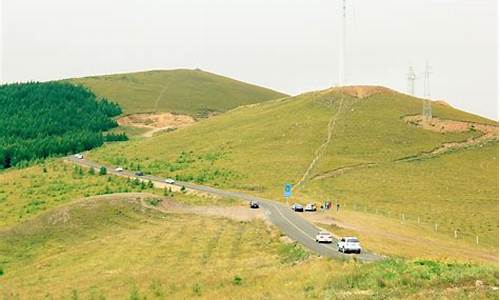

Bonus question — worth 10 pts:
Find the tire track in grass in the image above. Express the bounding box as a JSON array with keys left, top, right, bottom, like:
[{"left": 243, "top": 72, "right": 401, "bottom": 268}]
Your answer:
[
  {"left": 230, "top": 222, "right": 247, "bottom": 258},
  {"left": 200, "top": 221, "right": 226, "bottom": 265}
]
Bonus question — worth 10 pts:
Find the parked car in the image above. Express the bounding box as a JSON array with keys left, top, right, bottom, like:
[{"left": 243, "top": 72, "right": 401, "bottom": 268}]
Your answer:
[
  {"left": 164, "top": 178, "right": 175, "bottom": 184},
  {"left": 135, "top": 171, "right": 144, "bottom": 176},
  {"left": 338, "top": 237, "right": 362, "bottom": 254},
  {"left": 305, "top": 203, "right": 317, "bottom": 212},
  {"left": 249, "top": 201, "right": 260, "bottom": 209},
  {"left": 291, "top": 203, "right": 304, "bottom": 212},
  {"left": 74, "top": 153, "right": 83, "bottom": 159},
  {"left": 315, "top": 231, "right": 333, "bottom": 243},
  {"left": 115, "top": 167, "right": 124, "bottom": 172}
]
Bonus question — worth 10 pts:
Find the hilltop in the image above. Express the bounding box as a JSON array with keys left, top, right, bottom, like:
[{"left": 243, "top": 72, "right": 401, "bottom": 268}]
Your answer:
[
  {"left": 66, "top": 69, "right": 288, "bottom": 117},
  {"left": 88, "top": 86, "right": 498, "bottom": 253}
]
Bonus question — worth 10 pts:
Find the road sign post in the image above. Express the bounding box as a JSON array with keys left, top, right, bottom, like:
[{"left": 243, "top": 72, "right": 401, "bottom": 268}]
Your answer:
[{"left": 284, "top": 183, "right": 292, "bottom": 206}]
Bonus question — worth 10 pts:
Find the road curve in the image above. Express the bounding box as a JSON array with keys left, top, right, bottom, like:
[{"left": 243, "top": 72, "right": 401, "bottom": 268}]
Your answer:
[{"left": 67, "top": 156, "right": 383, "bottom": 262}]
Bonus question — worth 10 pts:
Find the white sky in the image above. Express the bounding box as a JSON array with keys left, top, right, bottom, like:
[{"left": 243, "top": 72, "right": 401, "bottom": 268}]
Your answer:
[{"left": 1, "top": 0, "right": 498, "bottom": 119}]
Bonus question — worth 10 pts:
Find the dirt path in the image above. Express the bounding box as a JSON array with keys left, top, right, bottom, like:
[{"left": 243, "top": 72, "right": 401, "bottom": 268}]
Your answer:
[
  {"left": 398, "top": 115, "right": 498, "bottom": 162},
  {"left": 294, "top": 97, "right": 345, "bottom": 190},
  {"left": 312, "top": 163, "right": 376, "bottom": 180},
  {"left": 311, "top": 115, "right": 498, "bottom": 180}
]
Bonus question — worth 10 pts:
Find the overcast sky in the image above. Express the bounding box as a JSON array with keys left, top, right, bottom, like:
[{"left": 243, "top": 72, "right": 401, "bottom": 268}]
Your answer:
[{"left": 1, "top": 0, "right": 498, "bottom": 119}]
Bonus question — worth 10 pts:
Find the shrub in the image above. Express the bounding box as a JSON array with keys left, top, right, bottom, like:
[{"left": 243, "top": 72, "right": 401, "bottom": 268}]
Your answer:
[
  {"left": 278, "top": 242, "right": 309, "bottom": 264},
  {"left": 232, "top": 275, "right": 243, "bottom": 286},
  {"left": 99, "top": 166, "right": 107, "bottom": 176}
]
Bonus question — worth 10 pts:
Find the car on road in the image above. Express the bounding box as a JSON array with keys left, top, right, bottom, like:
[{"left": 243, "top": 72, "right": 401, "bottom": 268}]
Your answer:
[
  {"left": 115, "top": 167, "right": 124, "bottom": 172},
  {"left": 74, "top": 154, "right": 83, "bottom": 159},
  {"left": 249, "top": 201, "right": 260, "bottom": 209},
  {"left": 305, "top": 203, "right": 317, "bottom": 212},
  {"left": 315, "top": 231, "right": 333, "bottom": 243},
  {"left": 291, "top": 203, "right": 304, "bottom": 212},
  {"left": 164, "top": 178, "right": 175, "bottom": 184},
  {"left": 134, "top": 171, "right": 144, "bottom": 176},
  {"left": 338, "top": 237, "right": 362, "bottom": 254}
]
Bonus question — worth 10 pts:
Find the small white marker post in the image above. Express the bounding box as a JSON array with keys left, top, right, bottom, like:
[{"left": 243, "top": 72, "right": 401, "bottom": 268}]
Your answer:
[
  {"left": 476, "top": 236, "right": 479, "bottom": 245},
  {"left": 435, "top": 223, "right": 438, "bottom": 232},
  {"left": 454, "top": 230, "right": 458, "bottom": 239}
]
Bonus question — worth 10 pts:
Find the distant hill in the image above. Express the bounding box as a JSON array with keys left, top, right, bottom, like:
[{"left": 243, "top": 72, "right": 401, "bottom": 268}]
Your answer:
[
  {"left": 88, "top": 86, "right": 498, "bottom": 247},
  {"left": 66, "top": 69, "right": 288, "bottom": 117}
]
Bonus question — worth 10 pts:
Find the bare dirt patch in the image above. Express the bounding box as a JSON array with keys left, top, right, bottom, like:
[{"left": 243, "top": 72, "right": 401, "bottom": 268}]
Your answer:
[
  {"left": 117, "top": 112, "right": 196, "bottom": 137},
  {"left": 323, "top": 85, "right": 397, "bottom": 99},
  {"left": 401, "top": 115, "right": 498, "bottom": 160}
]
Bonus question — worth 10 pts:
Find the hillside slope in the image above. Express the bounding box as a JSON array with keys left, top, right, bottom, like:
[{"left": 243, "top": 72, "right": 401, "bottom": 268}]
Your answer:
[
  {"left": 67, "top": 69, "right": 288, "bottom": 116},
  {"left": 88, "top": 86, "right": 499, "bottom": 247},
  {"left": 1, "top": 193, "right": 497, "bottom": 299}
]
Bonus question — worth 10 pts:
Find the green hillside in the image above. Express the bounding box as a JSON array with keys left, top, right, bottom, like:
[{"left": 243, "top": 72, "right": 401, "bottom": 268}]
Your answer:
[
  {"left": 1, "top": 194, "right": 497, "bottom": 299},
  {"left": 88, "top": 86, "right": 499, "bottom": 248},
  {"left": 67, "top": 69, "right": 288, "bottom": 116}
]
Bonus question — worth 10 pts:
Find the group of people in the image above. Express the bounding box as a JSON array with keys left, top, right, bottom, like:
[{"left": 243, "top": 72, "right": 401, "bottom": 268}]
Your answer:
[{"left": 320, "top": 201, "right": 341, "bottom": 211}]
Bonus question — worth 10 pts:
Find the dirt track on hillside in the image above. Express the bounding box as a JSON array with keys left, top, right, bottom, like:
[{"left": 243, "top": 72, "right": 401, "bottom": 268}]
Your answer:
[{"left": 312, "top": 115, "right": 498, "bottom": 180}]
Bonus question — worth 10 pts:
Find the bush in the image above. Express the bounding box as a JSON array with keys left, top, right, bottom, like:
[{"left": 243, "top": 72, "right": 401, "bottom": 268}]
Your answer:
[
  {"left": 232, "top": 275, "right": 243, "bottom": 286},
  {"left": 104, "top": 133, "right": 129, "bottom": 142},
  {"left": 99, "top": 166, "right": 107, "bottom": 176},
  {"left": 278, "top": 242, "right": 309, "bottom": 264}
]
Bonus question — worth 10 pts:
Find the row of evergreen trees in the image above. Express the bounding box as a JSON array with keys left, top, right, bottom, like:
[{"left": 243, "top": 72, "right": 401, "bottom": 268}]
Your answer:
[{"left": 0, "top": 82, "right": 123, "bottom": 168}]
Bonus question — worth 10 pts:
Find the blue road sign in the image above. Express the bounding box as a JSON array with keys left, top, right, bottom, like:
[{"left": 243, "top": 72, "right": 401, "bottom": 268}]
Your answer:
[{"left": 284, "top": 183, "right": 292, "bottom": 198}]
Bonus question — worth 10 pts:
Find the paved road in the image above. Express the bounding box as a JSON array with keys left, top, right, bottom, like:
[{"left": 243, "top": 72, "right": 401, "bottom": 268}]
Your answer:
[{"left": 67, "top": 156, "right": 383, "bottom": 262}]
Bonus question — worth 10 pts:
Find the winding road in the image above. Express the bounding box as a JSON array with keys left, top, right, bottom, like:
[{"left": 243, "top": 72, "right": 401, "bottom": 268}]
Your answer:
[{"left": 67, "top": 156, "right": 383, "bottom": 262}]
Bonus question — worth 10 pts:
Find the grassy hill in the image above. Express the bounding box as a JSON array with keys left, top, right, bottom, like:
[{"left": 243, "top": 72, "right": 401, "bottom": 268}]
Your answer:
[
  {"left": 66, "top": 69, "right": 288, "bottom": 117},
  {"left": 87, "top": 86, "right": 499, "bottom": 251},
  {"left": 1, "top": 193, "right": 497, "bottom": 299}
]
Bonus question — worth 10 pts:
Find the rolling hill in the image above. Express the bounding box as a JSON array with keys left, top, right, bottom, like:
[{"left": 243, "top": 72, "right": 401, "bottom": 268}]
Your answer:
[
  {"left": 66, "top": 69, "right": 288, "bottom": 117},
  {"left": 87, "top": 86, "right": 499, "bottom": 250},
  {"left": 1, "top": 193, "right": 497, "bottom": 299}
]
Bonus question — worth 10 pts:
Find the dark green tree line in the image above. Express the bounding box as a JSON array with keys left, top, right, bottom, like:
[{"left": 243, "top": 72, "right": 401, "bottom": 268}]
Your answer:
[{"left": 0, "top": 82, "right": 123, "bottom": 168}]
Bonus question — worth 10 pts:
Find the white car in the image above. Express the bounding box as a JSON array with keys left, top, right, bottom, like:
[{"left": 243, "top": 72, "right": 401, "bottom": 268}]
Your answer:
[
  {"left": 74, "top": 154, "right": 83, "bottom": 159},
  {"left": 164, "top": 178, "right": 175, "bottom": 184},
  {"left": 115, "top": 167, "right": 124, "bottom": 172},
  {"left": 338, "top": 237, "right": 362, "bottom": 254},
  {"left": 305, "top": 203, "right": 317, "bottom": 212},
  {"left": 315, "top": 231, "right": 333, "bottom": 243}
]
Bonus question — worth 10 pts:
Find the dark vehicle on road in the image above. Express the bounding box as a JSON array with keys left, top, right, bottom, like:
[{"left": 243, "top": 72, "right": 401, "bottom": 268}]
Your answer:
[
  {"left": 291, "top": 203, "right": 304, "bottom": 212},
  {"left": 135, "top": 171, "right": 144, "bottom": 176},
  {"left": 249, "top": 201, "right": 260, "bottom": 209}
]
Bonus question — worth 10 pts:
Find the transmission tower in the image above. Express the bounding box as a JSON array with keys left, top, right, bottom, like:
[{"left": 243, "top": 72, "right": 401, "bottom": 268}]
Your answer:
[
  {"left": 406, "top": 66, "right": 417, "bottom": 96},
  {"left": 422, "top": 61, "right": 432, "bottom": 123},
  {"left": 338, "top": 0, "right": 346, "bottom": 86}
]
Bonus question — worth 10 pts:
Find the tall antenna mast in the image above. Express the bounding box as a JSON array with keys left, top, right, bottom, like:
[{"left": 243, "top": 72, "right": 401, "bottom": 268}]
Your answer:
[
  {"left": 338, "top": 0, "right": 346, "bottom": 86},
  {"left": 406, "top": 66, "right": 416, "bottom": 96},
  {"left": 422, "top": 61, "right": 432, "bottom": 123}
]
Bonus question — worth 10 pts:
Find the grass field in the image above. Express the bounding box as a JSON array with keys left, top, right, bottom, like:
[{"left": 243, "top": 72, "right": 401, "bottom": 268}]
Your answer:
[
  {"left": 0, "top": 159, "right": 234, "bottom": 229},
  {"left": 87, "top": 87, "right": 498, "bottom": 255},
  {"left": 1, "top": 194, "right": 497, "bottom": 299},
  {"left": 66, "top": 69, "right": 288, "bottom": 116}
]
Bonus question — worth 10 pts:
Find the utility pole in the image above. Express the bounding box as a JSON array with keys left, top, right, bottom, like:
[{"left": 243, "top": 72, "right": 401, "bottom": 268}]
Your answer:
[
  {"left": 422, "top": 61, "right": 432, "bottom": 123},
  {"left": 406, "top": 66, "right": 417, "bottom": 96},
  {"left": 338, "top": 0, "right": 346, "bottom": 86}
]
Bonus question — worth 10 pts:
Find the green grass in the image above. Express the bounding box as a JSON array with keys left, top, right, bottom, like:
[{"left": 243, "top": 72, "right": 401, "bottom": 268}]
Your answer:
[
  {"left": 0, "top": 195, "right": 497, "bottom": 299},
  {"left": 0, "top": 159, "right": 233, "bottom": 228},
  {"left": 66, "top": 69, "right": 288, "bottom": 116},
  {"left": 87, "top": 87, "right": 498, "bottom": 253}
]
